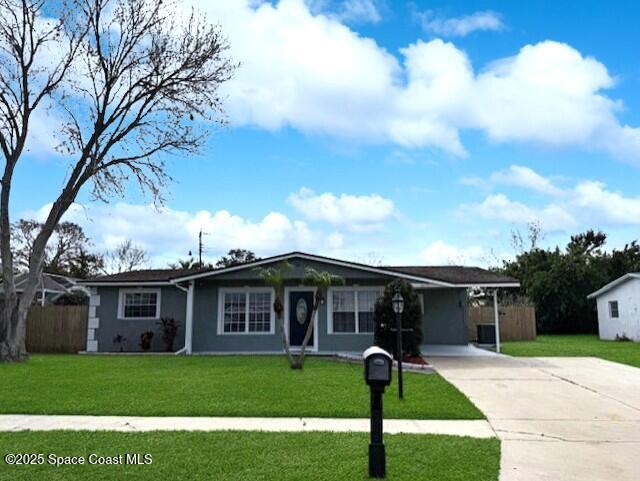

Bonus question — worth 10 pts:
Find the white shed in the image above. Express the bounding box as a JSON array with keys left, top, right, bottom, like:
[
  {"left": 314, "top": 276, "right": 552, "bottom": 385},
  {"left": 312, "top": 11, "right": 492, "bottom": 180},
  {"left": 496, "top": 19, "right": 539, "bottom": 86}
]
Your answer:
[{"left": 587, "top": 273, "right": 640, "bottom": 342}]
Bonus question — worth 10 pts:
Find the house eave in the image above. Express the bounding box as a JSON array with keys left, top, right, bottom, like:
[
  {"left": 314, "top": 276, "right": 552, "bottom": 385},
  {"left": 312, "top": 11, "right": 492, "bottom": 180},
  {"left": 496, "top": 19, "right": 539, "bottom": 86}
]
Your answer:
[{"left": 169, "top": 252, "right": 457, "bottom": 287}]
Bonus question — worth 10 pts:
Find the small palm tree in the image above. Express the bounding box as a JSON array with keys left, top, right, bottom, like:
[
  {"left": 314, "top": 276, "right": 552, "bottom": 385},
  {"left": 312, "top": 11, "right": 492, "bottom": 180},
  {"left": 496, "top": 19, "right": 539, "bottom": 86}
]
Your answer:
[
  {"left": 294, "top": 267, "right": 345, "bottom": 367},
  {"left": 255, "top": 261, "right": 296, "bottom": 367}
]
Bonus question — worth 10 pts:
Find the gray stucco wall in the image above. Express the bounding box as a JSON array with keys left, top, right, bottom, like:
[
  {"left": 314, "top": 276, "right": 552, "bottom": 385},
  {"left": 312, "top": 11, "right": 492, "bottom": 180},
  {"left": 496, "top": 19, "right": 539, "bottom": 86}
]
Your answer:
[
  {"left": 93, "top": 286, "right": 186, "bottom": 352},
  {"left": 419, "top": 288, "right": 469, "bottom": 345},
  {"left": 92, "top": 258, "right": 469, "bottom": 353}
]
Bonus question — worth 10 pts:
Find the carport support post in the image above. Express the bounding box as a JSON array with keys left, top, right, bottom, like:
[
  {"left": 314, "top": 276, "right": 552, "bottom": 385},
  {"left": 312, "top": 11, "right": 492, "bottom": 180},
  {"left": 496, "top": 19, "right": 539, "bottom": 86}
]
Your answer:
[
  {"left": 493, "top": 289, "right": 501, "bottom": 353},
  {"left": 185, "top": 281, "right": 195, "bottom": 354}
]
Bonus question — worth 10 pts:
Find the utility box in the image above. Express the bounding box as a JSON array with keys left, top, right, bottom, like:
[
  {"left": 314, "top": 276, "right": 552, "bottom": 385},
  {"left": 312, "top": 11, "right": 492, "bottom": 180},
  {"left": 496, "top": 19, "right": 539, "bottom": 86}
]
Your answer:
[
  {"left": 477, "top": 324, "right": 496, "bottom": 345},
  {"left": 364, "top": 346, "right": 392, "bottom": 388}
]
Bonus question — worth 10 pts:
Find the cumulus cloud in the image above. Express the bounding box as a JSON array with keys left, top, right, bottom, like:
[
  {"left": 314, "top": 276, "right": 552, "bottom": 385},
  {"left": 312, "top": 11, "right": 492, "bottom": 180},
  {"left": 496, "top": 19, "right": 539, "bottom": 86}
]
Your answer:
[
  {"left": 288, "top": 187, "right": 395, "bottom": 231},
  {"left": 459, "top": 165, "right": 640, "bottom": 231},
  {"left": 420, "top": 240, "right": 486, "bottom": 265},
  {"left": 187, "top": 1, "right": 640, "bottom": 162},
  {"left": 26, "top": 202, "right": 340, "bottom": 266},
  {"left": 416, "top": 10, "right": 504, "bottom": 37},
  {"left": 490, "top": 165, "right": 564, "bottom": 196},
  {"left": 465, "top": 194, "right": 576, "bottom": 232}
]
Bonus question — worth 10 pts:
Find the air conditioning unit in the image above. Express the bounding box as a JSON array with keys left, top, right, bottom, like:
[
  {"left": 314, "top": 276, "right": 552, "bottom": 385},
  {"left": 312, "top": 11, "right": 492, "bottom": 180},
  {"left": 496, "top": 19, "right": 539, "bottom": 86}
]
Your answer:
[{"left": 477, "top": 324, "right": 496, "bottom": 345}]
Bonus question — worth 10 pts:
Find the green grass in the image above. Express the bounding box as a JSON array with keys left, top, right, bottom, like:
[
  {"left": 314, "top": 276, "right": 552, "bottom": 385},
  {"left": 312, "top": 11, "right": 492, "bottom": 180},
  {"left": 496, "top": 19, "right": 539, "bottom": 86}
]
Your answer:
[
  {"left": 0, "top": 430, "right": 500, "bottom": 481},
  {"left": 502, "top": 334, "right": 640, "bottom": 368},
  {"left": 0, "top": 355, "right": 483, "bottom": 419}
]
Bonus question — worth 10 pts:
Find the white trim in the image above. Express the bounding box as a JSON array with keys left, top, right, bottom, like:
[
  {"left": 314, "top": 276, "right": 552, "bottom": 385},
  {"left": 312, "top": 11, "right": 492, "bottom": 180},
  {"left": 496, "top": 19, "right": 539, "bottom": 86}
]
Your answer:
[
  {"left": 327, "top": 286, "right": 384, "bottom": 335},
  {"left": 185, "top": 281, "right": 195, "bottom": 354},
  {"left": 493, "top": 289, "right": 501, "bottom": 354},
  {"left": 411, "top": 282, "right": 520, "bottom": 289},
  {"left": 117, "top": 288, "right": 162, "bottom": 320},
  {"left": 587, "top": 273, "right": 640, "bottom": 299},
  {"left": 217, "top": 287, "right": 276, "bottom": 335},
  {"left": 284, "top": 286, "right": 318, "bottom": 352},
  {"left": 170, "top": 252, "right": 455, "bottom": 286},
  {"left": 82, "top": 281, "right": 172, "bottom": 287}
]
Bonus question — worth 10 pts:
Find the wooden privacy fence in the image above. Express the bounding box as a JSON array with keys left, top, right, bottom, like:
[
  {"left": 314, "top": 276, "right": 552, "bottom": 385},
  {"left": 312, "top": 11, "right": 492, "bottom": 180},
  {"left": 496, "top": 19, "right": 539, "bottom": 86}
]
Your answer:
[
  {"left": 468, "top": 305, "right": 536, "bottom": 342},
  {"left": 26, "top": 305, "right": 88, "bottom": 353}
]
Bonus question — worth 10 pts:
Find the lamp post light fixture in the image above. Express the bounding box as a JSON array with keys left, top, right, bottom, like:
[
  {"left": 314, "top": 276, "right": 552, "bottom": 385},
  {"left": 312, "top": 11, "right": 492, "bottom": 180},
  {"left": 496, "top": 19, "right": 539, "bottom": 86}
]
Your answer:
[{"left": 392, "top": 286, "right": 405, "bottom": 400}]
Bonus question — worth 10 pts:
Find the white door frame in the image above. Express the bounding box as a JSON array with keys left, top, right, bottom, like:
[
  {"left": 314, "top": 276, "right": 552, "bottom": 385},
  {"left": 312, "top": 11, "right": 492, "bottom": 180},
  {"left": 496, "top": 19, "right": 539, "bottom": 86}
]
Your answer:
[{"left": 284, "top": 286, "right": 318, "bottom": 352}]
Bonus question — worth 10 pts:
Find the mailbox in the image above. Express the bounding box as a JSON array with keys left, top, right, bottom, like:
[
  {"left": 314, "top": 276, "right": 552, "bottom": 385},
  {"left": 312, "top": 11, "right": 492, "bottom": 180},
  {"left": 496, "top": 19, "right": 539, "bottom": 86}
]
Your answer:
[
  {"left": 363, "top": 346, "right": 392, "bottom": 478},
  {"left": 364, "top": 346, "right": 392, "bottom": 388}
]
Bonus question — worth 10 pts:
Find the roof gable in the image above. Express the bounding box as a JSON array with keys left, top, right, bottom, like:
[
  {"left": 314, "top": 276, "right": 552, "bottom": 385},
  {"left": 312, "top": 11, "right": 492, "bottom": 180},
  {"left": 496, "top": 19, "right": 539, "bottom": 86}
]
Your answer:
[{"left": 587, "top": 273, "right": 640, "bottom": 299}]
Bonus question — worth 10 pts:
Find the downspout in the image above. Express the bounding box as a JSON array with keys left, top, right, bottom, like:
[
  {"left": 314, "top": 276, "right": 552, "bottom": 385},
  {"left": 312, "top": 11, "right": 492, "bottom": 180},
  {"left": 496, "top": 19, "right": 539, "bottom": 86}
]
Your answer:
[
  {"left": 174, "top": 283, "right": 189, "bottom": 355},
  {"left": 173, "top": 281, "right": 195, "bottom": 355}
]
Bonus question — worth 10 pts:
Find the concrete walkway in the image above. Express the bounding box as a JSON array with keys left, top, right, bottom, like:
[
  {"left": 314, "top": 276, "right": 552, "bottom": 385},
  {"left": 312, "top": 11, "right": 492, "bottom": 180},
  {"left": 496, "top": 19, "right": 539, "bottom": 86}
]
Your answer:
[
  {"left": 0, "top": 414, "right": 495, "bottom": 438},
  {"left": 430, "top": 356, "right": 640, "bottom": 481}
]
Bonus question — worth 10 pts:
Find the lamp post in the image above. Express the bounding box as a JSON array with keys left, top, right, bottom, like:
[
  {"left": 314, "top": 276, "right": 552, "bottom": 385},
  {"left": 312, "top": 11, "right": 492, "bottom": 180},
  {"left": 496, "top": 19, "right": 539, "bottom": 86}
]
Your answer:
[{"left": 392, "top": 286, "right": 405, "bottom": 400}]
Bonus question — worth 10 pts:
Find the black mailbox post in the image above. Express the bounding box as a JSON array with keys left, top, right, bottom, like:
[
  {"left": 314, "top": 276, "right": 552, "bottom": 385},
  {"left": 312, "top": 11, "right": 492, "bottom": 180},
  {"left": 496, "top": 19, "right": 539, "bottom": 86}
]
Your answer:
[{"left": 363, "top": 346, "right": 393, "bottom": 478}]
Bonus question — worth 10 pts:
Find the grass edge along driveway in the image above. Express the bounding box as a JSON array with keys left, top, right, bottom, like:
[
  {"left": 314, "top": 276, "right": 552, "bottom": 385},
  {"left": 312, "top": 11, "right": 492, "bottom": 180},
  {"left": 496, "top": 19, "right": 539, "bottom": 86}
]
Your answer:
[
  {"left": 0, "top": 430, "right": 500, "bottom": 481},
  {"left": 502, "top": 334, "right": 640, "bottom": 368},
  {"left": 0, "top": 355, "right": 484, "bottom": 420}
]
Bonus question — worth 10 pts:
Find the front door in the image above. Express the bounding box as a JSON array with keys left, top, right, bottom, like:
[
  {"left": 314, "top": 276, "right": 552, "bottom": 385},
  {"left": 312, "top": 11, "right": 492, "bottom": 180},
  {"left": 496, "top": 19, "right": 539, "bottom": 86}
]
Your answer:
[{"left": 289, "top": 290, "right": 314, "bottom": 348}]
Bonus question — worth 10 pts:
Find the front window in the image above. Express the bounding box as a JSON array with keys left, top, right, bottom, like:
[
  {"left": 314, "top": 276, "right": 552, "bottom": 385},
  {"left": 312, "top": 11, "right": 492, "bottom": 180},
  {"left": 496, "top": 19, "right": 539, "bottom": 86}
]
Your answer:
[
  {"left": 120, "top": 290, "right": 160, "bottom": 319},
  {"left": 331, "top": 288, "right": 382, "bottom": 334},
  {"left": 609, "top": 300, "right": 619, "bottom": 319},
  {"left": 222, "top": 289, "right": 272, "bottom": 334}
]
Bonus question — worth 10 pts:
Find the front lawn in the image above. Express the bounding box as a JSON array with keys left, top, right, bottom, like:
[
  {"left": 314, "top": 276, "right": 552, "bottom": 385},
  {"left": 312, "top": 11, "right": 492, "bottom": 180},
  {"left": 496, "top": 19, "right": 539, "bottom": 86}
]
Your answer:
[
  {"left": 0, "top": 355, "right": 483, "bottom": 419},
  {"left": 502, "top": 334, "right": 640, "bottom": 368},
  {"left": 0, "top": 430, "right": 500, "bottom": 481}
]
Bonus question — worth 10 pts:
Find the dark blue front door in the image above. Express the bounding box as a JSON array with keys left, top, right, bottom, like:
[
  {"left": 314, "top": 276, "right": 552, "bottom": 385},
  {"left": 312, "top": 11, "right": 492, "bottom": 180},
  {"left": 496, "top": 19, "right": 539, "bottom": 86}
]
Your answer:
[{"left": 289, "top": 291, "right": 314, "bottom": 347}]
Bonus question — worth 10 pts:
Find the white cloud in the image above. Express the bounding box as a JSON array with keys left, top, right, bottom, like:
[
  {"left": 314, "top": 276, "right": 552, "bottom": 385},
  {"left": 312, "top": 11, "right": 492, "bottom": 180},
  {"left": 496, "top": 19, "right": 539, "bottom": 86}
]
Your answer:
[
  {"left": 490, "top": 165, "right": 563, "bottom": 196},
  {"left": 26, "top": 202, "right": 341, "bottom": 266},
  {"left": 190, "top": 0, "right": 640, "bottom": 162},
  {"left": 463, "top": 194, "right": 576, "bottom": 232},
  {"left": 459, "top": 165, "right": 640, "bottom": 231},
  {"left": 417, "top": 10, "right": 504, "bottom": 37},
  {"left": 335, "top": 0, "right": 382, "bottom": 24},
  {"left": 572, "top": 181, "right": 640, "bottom": 225},
  {"left": 420, "top": 240, "right": 486, "bottom": 265},
  {"left": 288, "top": 187, "right": 394, "bottom": 231}
]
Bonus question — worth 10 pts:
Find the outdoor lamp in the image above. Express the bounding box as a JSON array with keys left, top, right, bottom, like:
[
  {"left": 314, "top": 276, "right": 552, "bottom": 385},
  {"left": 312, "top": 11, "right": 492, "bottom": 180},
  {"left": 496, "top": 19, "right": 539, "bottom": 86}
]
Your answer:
[
  {"left": 392, "top": 287, "right": 404, "bottom": 400},
  {"left": 392, "top": 290, "right": 404, "bottom": 314}
]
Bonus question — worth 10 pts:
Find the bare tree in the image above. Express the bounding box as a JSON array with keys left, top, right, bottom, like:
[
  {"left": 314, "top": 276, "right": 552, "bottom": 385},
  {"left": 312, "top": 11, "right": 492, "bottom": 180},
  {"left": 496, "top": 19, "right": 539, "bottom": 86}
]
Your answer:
[
  {"left": 11, "top": 219, "right": 103, "bottom": 275},
  {"left": 0, "top": 0, "right": 235, "bottom": 361},
  {"left": 103, "top": 239, "right": 148, "bottom": 273}
]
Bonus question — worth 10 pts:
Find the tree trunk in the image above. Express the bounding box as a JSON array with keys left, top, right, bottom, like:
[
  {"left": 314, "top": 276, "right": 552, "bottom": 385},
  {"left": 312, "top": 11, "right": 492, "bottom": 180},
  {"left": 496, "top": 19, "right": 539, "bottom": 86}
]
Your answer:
[
  {"left": 291, "top": 292, "right": 323, "bottom": 370},
  {"left": 0, "top": 301, "right": 29, "bottom": 362}
]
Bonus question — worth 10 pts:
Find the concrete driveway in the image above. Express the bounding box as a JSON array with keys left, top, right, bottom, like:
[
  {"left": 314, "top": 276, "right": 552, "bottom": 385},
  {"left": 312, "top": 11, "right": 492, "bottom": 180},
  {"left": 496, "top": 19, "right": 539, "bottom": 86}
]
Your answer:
[{"left": 430, "top": 356, "right": 640, "bottom": 481}]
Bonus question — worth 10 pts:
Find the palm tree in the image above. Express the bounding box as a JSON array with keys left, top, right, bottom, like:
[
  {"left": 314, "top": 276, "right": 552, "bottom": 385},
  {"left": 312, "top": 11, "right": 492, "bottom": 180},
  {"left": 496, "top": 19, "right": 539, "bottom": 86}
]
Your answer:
[
  {"left": 296, "top": 268, "right": 345, "bottom": 366},
  {"left": 254, "top": 263, "right": 344, "bottom": 369},
  {"left": 255, "top": 261, "right": 296, "bottom": 367}
]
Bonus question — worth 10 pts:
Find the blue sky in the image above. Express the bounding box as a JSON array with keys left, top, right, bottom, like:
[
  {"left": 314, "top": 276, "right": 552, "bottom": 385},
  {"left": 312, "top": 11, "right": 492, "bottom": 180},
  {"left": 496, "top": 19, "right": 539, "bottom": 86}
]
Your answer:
[{"left": 17, "top": 0, "right": 640, "bottom": 267}]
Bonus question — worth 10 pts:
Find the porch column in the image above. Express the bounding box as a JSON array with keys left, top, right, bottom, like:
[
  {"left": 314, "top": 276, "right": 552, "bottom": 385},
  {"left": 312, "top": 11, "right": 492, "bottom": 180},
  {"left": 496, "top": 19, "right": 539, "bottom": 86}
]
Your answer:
[
  {"left": 493, "top": 289, "right": 501, "bottom": 353},
  {"left": 185, "top": 280, "right": 195, "bottom": 354}
]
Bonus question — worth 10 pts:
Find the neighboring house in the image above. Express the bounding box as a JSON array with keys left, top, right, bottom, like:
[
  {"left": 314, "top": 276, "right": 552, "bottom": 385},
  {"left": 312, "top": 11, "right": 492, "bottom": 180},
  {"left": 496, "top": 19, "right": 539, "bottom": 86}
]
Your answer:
[
  {"left": 80, "top": 251, "right": 519, "bottom": 354},
  {"left": 588, "top": 273, "right": 640, "bottom": 342},
  {"left": 0, "top": 272, "right": 89, "bottom": 306}
]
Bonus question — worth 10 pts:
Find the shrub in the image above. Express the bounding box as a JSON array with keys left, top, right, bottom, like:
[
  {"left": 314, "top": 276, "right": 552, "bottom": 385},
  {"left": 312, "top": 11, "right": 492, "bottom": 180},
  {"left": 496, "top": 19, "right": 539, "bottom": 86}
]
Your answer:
[
  {"left": 139, "top": 331, "right": 154, "bottom": 351},
  {"left": 157, "top": 317, "right": 180, "bottom": 352},
  {"left": 112, "top": 334, "right": 127, "bottom": 352},
  {"left": 374, "top": 279, "right": 423, "bottom": 357}
]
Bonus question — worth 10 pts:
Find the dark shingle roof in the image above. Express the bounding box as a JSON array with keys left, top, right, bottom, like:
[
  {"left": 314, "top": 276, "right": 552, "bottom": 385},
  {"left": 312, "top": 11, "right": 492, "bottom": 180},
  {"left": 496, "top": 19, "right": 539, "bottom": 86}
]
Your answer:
[
  {"left": 386, "top": 266, "right": 518, "bottom": 285},
  {"left": 81, "top": 252, "right": 519, "bottom": 286},
  {"left": 82, "top": 268, "right": 199, "bottom": 283}
]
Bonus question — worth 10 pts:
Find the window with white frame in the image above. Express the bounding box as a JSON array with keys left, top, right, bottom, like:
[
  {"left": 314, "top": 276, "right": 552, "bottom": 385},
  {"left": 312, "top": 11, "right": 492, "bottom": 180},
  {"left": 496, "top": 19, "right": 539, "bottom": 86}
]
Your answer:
[
  {"left": 330, "top": 288, "right": 382, "bottom": 334},
  {"left": 119, "top": 289, "right": 160, "bottom": 319},
  {"left": 221, "top": 289, "right": 273, "bottom": 334}
]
